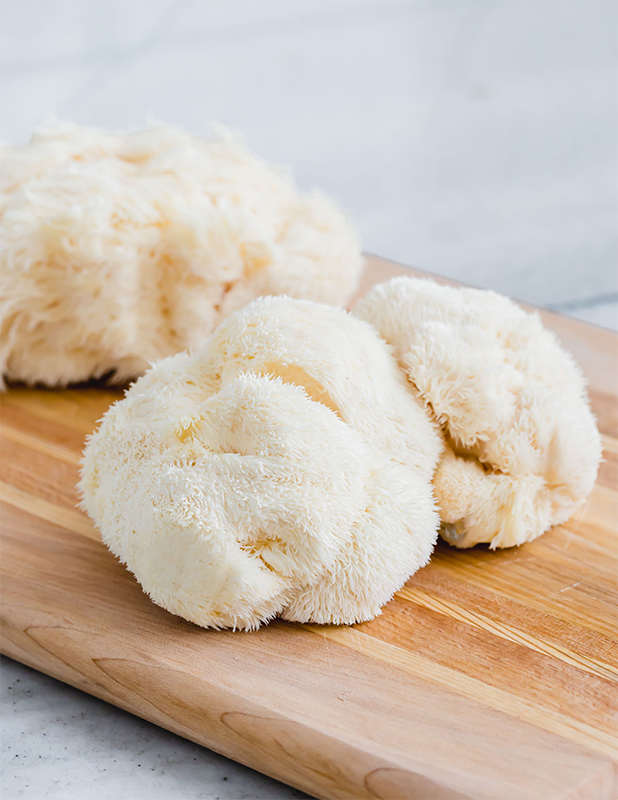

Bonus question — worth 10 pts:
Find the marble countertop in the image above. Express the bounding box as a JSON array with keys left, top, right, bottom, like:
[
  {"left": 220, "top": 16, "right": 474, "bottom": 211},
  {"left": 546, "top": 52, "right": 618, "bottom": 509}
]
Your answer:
[{"left": 1, "top": 1, "right": 616, "bottom": 798}]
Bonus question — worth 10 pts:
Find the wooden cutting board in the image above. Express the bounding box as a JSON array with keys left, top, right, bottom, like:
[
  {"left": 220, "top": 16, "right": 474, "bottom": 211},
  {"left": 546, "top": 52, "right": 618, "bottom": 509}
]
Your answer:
[{"left": 1, "top": 256, "right": 617, "bottom": 800}]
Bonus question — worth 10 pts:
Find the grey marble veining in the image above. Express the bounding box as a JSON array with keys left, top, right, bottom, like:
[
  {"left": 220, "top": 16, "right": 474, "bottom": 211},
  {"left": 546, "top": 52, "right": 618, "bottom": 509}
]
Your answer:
[{"left": 0, "top": 2, "right": 616, "bottom": 799}]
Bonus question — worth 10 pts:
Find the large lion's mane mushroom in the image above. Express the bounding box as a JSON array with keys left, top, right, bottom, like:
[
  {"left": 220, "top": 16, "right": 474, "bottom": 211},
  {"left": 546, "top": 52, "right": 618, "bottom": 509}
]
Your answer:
[
  {"left": 79, "top": 296, "right": 443, "bottom": 629},
  {"left": 0, "top": 121, "right": 362, "bottom": 386},
  {"left": 355, "top": 277, "right": 602, "bottom": 549}
]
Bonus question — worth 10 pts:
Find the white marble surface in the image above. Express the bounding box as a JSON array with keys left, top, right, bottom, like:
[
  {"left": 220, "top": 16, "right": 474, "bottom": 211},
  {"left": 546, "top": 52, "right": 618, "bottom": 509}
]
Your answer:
[{"left": 0, "top": 2, "right": 616, "bottom": 799}]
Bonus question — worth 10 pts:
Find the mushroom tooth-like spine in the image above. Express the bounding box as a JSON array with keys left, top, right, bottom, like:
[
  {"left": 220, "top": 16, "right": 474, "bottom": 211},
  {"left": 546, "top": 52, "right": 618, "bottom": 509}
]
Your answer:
[
  {"left": 79, "top": 296, "right": 443, "bottom": 629},
  {"left": 80, "top": 369, "right": 369, "bottom": 630},
  {"left": 354, "top": 276, "right": 602, "bottom": 549},
  {"left": 1, "top": 121, "right": 362, "bottom": 387}
]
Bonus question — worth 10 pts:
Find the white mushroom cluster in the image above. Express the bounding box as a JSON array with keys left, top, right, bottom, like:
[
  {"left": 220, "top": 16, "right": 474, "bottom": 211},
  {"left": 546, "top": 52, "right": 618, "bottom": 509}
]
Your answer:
[
  {"left": 0, "top": 122, "right": 362, "bottom": 386},
  {"left": 80, "top": 296, "right": 443, "bottom": 630},
  {"left": 81, "top": 277, "right": 601, "bottom": 628},
  {"left": 354, "top": 277, "right": 602, "bottom": 549}
]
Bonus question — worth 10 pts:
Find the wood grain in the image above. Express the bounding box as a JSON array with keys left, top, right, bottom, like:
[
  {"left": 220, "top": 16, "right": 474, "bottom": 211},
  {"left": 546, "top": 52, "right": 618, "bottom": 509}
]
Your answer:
[{"left": 1, "top": 256, "right": 616, "bottom": 800}]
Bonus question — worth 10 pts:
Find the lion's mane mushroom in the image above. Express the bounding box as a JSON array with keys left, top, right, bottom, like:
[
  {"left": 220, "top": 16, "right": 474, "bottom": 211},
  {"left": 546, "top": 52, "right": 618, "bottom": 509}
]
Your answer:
[
  {"left": 79, "top": 296, "right": 443, "bottom": 629},
  {"left": 355, "top": 277, "right": 602, "bottom": 549},
  {"left": 0, "top": 121, "right": 362, "bottom": 386}
]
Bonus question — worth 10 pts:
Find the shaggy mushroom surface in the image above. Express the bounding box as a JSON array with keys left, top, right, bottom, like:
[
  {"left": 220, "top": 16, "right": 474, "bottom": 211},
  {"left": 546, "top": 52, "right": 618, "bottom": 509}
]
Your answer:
[
  {"left": 1, "top": 122, "right": 362, "bottom": 386},
  {"left": 355, "top": 277, "right": 601, "bottom": 549},
  {"left": 80, "top": 296, "right": 443, "bottom": 629}
]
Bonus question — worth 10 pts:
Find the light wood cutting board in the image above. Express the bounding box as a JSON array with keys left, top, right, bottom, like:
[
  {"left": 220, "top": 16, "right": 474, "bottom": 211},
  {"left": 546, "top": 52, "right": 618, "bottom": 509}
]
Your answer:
[{"left": 1, "top": 256, "right": 617, "bottom": 800}]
